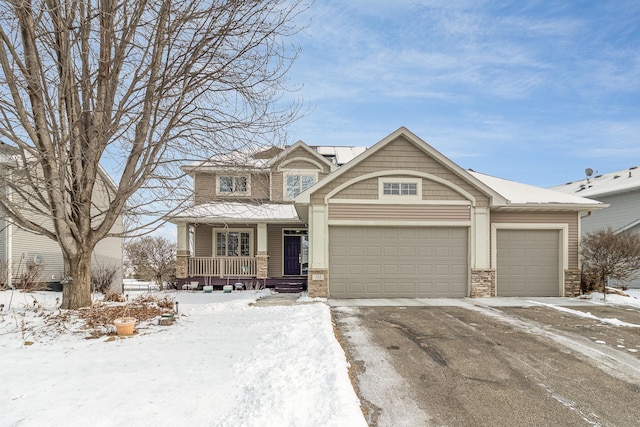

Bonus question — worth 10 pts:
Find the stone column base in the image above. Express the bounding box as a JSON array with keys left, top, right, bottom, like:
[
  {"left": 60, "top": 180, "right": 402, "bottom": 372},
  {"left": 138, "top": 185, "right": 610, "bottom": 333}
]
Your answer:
[
  {"left": 470, "top": 269, "right": 495, "bottom": 298},
  {"left": 308, "top": 269, "right": 329, "bottom": 298},
  {"left": 256, "top": 254, "right": 269, "bottom": 279},
  {"left": 564, "top": 269, "right": 581, "bottom": 297},
  {"left": 176, "top": 251, "right": 190, "bottom": 279}
]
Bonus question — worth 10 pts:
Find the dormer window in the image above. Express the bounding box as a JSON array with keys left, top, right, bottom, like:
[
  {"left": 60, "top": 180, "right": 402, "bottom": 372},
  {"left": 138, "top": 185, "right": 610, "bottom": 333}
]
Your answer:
[
  {"left": 379, "top": 177, "right": 421, "bottom": 200},
  {"left": 218, "top": 175, "right": 249, "bottom": 195}
]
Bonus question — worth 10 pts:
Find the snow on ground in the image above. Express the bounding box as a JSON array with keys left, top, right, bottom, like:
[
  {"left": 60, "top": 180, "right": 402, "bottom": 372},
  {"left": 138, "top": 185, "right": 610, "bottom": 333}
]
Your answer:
[{"left": 0, "top": 289, "right": 366, "bottom": 427}]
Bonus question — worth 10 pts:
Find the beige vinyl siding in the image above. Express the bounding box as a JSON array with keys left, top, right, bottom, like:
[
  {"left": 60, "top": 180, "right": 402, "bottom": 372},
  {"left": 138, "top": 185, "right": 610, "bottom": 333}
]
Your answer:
[
  {"left": 491, "top": 211, "right": 579, "bottom": 269},
  {"left": 277, "top": 147, "right": 331, "bottom": 173},
  {"left": 194, "top": 173, "right": 216, "bottom": 204},
  {"left": 194, "top": 172, "right": 269, "bottom": 204},
  {"left": 271, "top": 172, "right": 284, "bottom": 201},
  {"left": 331, "top": 176, "right": 470, "bottom": 201},
  {"left": 267, "top": 224, "right": 285, "bottom": 277},
  {"left": 281, "top": 160, "right": 322, "bottom": 170},
  {"left": 194, "top": 225, "right": 213, "bottom": 257},
  {"left": 310, "top": 135, "right": 490, "bottom": 206},
  {"left": 329, "top": 204, "right": 470, "bottom": 222}
]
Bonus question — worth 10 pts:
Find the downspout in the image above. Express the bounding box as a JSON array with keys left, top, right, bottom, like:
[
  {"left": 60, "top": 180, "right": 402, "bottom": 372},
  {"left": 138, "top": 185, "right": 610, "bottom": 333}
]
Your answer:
[{"left": 5, "top": 168, "right": 12, "bottom": 289}]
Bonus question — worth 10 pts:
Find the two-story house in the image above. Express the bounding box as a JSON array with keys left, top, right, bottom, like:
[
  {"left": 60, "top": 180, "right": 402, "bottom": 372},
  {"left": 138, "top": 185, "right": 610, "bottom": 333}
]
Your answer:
[
  {"left": 168, "top": 142, "right": 365, "bottom": 291},
  {"left": 169, "top": 127, "right": 605, "bottom": 298}
]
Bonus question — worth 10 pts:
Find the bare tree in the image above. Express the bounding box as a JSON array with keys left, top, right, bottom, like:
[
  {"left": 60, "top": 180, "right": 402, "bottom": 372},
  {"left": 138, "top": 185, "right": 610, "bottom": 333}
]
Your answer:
[
  {"left": 0, "top": 0, "right": 304, "bottom": 308},
  {"left": 125, "top": 236, "right": 176, "bottom": 288},
  {"left": 581, "top": 228, "right": 640, "bottom": 292}
]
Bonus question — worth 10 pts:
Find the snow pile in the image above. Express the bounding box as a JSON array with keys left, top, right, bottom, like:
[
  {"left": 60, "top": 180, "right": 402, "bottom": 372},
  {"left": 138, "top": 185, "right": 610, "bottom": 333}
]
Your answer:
[{"left": 0, "top": 290, "right": 366, "bottom": 426}]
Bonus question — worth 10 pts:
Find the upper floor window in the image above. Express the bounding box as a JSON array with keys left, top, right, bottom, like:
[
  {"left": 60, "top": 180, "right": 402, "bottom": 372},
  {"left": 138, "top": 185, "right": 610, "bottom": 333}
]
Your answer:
[
  {"left": 379, "top": 177, "right": 421, "bottom": 200},
  {"left": 285, "top": 173, "right": 316, "bottom": 199},
  {"left": 218, "top": 175, "right": 249, "bottom": 195}
]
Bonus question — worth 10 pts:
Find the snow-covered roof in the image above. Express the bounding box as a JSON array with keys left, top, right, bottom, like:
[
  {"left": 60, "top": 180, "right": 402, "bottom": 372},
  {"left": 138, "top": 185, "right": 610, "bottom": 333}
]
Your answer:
[
  {"left": 314, "top": 146, "right": 367, "bottom": 165},
  {"left": 167, "top": 202, "right": 300, "bottom": 223},
  {"left": 550, "top": 166, "right": 640, "bottom": 198},
  {"left": 184, "top": 150, "right": 272, "bottom": 172},
  {"left": 469, "top": 171, "right": 604, "bottom": 207}
]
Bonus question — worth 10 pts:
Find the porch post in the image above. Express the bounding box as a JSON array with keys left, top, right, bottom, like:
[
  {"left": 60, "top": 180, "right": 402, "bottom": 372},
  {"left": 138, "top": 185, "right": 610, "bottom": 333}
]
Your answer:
[
  {"left": 256, "top": 222, "right": 269, "bottom": 279},
  {"left": 470, "top": 206, "right": 495, "bottom": 297},
  {"left": 308, "top": 204, "right": 329, "bottom": 298},
  {"left": 176, "top": 222, "right": 190, "bottom": 279}
]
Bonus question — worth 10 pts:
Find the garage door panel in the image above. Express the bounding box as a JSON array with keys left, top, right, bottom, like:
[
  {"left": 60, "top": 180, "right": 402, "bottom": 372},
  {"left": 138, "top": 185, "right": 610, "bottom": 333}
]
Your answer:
[
  {"left": 497, "top": 229, "right": 560, "bottom": 297},
  {"left": 330, "top": 226, "right": 468, "bottom": 298}
]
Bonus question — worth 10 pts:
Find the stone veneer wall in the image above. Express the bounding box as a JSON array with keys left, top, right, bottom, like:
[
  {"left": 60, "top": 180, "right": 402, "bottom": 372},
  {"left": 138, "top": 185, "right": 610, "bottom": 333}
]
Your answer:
[
  {"left": 256, "top": 254, "right": 269, "bottom": 279},
  {"left": 308, "top": 269, "right": 329, "bottom": 298},
  {"left": 176, "top": 250, "right": 189, "bottom": 278},
  {"left": 470, "top": 269, "right": 495, "bottom": 298},
  {"left": 564, "top": 269, "right": 581, "bottom": 297}
]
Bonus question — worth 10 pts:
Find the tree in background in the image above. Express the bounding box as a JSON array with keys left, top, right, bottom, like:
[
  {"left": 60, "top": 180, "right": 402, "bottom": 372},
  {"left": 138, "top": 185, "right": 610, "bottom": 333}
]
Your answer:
[
  {"left": 125, "top": 237, "right": 176, "bottom": 289},
  {"left": 581, "top": 228, "right": 640, "bottom": 292},
  {"left": 0, "top": 0, "right": 304, "bottom": 308}
]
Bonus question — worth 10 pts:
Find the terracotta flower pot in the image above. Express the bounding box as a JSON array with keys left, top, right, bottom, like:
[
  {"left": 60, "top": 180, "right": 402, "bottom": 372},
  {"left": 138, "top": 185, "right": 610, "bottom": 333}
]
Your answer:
[{"left": 114, "top": 317, "right": 136, "bottom": 336}]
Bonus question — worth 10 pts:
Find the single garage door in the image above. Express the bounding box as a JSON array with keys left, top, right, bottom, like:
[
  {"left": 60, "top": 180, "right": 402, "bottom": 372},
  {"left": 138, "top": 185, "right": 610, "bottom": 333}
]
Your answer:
[
  {"left": 496, "top": 229, "right": 560, "bottom": 297},
  {"left": 329, "top": 226, "right": 468, "bottom": 298}
]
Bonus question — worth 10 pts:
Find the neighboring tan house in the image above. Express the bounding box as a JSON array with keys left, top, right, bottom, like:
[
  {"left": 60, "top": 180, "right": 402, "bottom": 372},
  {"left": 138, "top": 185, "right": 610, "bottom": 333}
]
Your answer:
[
  {"left": 170, "top": 127, "right": 604, "bottom": 298},
  {"left": 551, "top": 166, "right": 640, "bottom": 287},
  {"left": 0, "top": 143, "right": 123, "bottom": 291}
]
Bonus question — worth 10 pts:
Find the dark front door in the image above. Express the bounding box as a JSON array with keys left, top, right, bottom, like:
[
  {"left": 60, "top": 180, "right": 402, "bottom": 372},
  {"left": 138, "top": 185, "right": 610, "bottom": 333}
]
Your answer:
[{"left": 284, "top": 236, "right": 301, "bottom": 275}]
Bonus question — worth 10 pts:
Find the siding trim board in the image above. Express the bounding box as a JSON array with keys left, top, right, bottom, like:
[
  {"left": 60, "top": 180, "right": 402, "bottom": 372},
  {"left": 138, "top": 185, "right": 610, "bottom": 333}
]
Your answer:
[{"left": 329, "top": 204, "right": 471, "bottom": 222}]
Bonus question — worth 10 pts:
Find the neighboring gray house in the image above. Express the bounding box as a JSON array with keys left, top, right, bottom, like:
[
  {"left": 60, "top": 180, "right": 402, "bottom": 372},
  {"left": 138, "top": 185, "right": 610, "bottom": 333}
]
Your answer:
[
  {"left": 551, "top": 166, "right": 640, "bottom": 287},
  {"left": 0, "top": 143, "right": 123, "bottom": 291}
]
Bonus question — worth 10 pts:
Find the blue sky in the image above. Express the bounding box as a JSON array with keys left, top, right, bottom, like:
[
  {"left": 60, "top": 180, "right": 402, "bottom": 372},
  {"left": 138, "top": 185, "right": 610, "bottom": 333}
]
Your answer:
[{"left": 285, "top": 0, "right": 640, "bottom": 187}]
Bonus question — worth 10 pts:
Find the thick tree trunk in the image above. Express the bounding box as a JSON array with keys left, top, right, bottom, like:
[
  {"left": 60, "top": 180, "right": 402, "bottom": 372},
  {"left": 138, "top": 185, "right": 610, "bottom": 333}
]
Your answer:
[{"left": 61, "top": 252, "right": 93, "bottom": 309}]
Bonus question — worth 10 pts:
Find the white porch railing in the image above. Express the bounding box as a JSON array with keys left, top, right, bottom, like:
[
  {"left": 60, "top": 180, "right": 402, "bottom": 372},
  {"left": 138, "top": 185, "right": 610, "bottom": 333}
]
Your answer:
[{"left": 189, "top": 257, "right": 257, "bottom": 277}]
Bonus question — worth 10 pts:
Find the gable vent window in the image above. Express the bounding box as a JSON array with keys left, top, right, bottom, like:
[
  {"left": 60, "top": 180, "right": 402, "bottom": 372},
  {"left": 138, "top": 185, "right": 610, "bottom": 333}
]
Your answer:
[
  {"left": 383, "top": 182, "right": 417, "bottom": 195},
  {"left": 378, "top": 177, "right": 421, "bottom": 200},
  {"left": 218, "top": 176, "right": 248, "bottom": 194}
]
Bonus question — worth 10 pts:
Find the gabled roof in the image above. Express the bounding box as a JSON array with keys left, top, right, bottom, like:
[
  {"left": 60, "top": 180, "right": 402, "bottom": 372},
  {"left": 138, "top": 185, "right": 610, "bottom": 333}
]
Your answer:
[
  {"left": 267, "top": 140, "right": 337, "bottom": 171},
  {"left": 166, "top": 202, "right": 300, "bottom": 224},
  {"left": 295, "top": 127, "right": 507, "bottom": 205},
  {"left": 551, "top": 166, "right": 640, "bottom": 198},
  {"left": 469, "top": 171, "right": 604, "bottom": 209},
  {"left": 294, "top": 126, "right": 605, "bottom": 211}
]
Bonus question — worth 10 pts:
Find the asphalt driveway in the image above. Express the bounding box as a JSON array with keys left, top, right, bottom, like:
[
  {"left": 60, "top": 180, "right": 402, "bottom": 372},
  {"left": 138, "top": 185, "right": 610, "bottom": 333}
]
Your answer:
[{"left": 332, "top": 298, "right": 640, "bottom": 427}]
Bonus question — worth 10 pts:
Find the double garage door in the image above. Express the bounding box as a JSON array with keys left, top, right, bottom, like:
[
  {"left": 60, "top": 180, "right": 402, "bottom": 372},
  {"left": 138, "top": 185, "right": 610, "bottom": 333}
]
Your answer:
[
  {"left": 329, "top": 226, "right": 468, "bottom": 298},
  {"left": 329, "top": 226, "right": 562, "bottom": 298}
]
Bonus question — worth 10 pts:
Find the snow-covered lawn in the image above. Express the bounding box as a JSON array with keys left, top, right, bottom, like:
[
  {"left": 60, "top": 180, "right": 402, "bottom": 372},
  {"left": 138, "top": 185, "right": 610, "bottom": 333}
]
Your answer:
[
  {"left": 2, "top": 287, "right": 639, "bottom": 426},
  {"left": 0, "top": 290, "right": 366, "bottom": 427}
]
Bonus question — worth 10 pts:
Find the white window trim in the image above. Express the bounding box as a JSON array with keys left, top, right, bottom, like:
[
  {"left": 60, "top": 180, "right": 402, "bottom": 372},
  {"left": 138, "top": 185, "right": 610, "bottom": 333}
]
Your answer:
[
  {"left": 216, "top": 175, "right": 251, "bottom": 196},
  {"left": 283, "top": 169, "right": 318, "bottom": 201},
  {"left": 378, "top": 177, "right": 422, "bottom": 200},
  {"left": 212, "top": 228, "right": 254, "bottom": 257}
]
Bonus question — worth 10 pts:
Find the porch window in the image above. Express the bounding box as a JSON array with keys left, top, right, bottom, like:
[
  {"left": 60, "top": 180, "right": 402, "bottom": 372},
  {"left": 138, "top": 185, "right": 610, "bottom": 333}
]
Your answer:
[
  {"left": 286, "top": 174, "right": 315, "bottom": 199},
  {"left": 218, "top": 176, "right": 248, "bottom": 194},
  {"left": 215, "top": 230, "right": 252, "bottom": 256}
]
